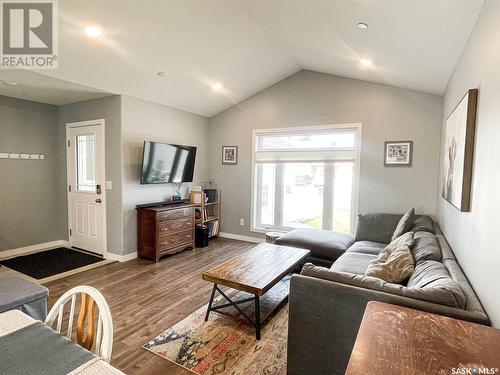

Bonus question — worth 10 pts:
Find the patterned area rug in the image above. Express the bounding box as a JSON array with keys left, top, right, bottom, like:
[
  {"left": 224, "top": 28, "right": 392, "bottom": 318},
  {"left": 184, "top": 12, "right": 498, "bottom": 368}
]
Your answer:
[{"left": 143, "top": 303, "right": 288, "bottom": 375}]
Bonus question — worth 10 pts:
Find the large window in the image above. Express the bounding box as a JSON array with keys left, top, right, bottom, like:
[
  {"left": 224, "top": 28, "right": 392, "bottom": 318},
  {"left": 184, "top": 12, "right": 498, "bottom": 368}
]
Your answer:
[{"left": 252, "top": 124, "right": 361, "bottom": 233}]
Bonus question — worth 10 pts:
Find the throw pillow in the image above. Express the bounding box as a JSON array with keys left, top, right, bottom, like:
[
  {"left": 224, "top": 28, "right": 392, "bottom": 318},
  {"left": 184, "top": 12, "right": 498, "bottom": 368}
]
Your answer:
[
  {"left": 410, "top": 215, "right": 435, "bottom": 234},
  {"left": 391, "top": 208, "right": 416, "bottom": 241},
  {"left": 354, "top": 213, "right": 403, "bottom": 243},
  {"left": 365, "top": 232, "right": 415, "bottom": 283}
]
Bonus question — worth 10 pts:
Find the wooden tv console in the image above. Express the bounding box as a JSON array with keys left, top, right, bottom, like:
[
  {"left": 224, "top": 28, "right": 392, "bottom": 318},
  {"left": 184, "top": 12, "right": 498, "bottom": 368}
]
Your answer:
[{"left": 136, "top": 203, "right": 195, "bottom": 262}]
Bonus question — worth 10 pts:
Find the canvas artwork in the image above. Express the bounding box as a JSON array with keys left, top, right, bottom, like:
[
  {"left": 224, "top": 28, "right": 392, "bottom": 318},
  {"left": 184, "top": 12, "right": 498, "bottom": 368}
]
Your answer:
[
  {"left": 442, "top": 89, "right": 478, "bottom": 212},
  {"left": 222, "top": 146, "right": 238, "bottom": 164},
  {"left": 384, "top": 141, "right": 413, "bottom": 166}
]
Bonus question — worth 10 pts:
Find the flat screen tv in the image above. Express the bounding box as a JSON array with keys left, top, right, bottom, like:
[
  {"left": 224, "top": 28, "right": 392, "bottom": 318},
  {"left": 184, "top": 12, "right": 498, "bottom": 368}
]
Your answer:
[{"left": 140, "top": 141, "right": 197, "bottom": 184}]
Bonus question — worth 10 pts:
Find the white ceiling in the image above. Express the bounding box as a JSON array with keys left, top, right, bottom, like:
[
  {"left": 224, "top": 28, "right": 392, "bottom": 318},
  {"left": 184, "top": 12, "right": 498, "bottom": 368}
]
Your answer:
[
  {"left": 29, "top": 0, "right": 485, "bottom": 116},
  {"left": 0, "top": 70, "right": 111, "bottom": 105}
]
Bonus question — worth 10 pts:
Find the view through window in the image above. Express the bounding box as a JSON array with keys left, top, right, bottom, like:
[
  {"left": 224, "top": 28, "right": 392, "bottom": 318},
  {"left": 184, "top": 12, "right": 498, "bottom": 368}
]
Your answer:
[
  {"left": 76, "top": 134, "right": 96, "bottom": 192},
  {"left": 252, "top": 125, "right": 360, "bottom": 233}
]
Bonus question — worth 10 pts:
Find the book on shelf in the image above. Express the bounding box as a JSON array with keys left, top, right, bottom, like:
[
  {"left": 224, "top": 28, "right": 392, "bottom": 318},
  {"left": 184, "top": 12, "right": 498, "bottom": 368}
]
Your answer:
[
  {"left": 206, "top": 220, "right": 219, "bottom": 237},
  {"left": 204, "top": 189, "right": 218, "bottom": 203},
  {"left": 191, "top": 188, "right": 219, "bottom": 238},
  {"left": 194, "top": 207, "right": 216, "bottom": 223}
]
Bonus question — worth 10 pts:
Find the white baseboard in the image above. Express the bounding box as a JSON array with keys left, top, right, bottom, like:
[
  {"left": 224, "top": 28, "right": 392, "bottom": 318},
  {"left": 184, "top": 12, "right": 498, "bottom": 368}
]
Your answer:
[
  {"left": 0, "top": 240, "right": 70, "bottom": 260},
  {"left": 219, "top": 232, "right": 264, "bottom": 244},
  {"left": 60, "top": 240, "right": 71, "bottom": 248},
  {"left": 106, "top": 252, "right": 137, "bottom": 262}
]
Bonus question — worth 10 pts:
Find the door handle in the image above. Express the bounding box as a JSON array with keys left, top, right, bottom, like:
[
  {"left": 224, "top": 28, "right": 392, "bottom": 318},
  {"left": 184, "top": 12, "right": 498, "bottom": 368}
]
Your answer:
[{"left": 95, "top": 198, "right": 102, "bottom": 203}]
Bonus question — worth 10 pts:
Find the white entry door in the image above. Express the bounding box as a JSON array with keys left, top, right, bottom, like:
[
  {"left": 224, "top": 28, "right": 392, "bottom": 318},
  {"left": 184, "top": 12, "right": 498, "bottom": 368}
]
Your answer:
[{"left": 67, "top": 121, "right": 106, "bottom": 255}]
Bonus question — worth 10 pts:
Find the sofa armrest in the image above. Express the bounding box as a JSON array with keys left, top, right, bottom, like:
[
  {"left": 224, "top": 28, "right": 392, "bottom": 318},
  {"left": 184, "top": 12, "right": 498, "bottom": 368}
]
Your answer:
[{"left": 287, "top": 274, "right": 490, "bottom": 375}]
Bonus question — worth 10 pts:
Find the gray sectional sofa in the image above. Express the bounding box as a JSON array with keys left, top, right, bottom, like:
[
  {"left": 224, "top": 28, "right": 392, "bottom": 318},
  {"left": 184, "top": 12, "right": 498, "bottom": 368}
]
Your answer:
[{"left": 276, "top": 213, "right": 489, "bottom": 375}]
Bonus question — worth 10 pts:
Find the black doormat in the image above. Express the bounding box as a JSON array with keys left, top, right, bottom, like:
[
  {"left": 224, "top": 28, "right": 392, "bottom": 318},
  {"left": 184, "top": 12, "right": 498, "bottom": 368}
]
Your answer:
[{"left": 0, "top": 248, "right": 104, "bottom": 279}]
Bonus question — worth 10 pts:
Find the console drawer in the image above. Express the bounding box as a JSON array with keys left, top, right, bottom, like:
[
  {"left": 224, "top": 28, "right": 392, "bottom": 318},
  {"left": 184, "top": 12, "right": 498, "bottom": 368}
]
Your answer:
[
  {"left": 158, "top": 217, "right": 193, "bottom": 236},
  {"left": 158, "top": 230, "right": 193, "bottom": 251},
  {"left": 157, "top": 207, "right": 193, "bottom": 221}
]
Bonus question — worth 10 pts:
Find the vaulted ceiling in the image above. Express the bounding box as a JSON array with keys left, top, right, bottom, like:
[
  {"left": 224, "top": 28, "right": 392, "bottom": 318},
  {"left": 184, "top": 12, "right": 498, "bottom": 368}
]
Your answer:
[{"left": 4, "top": 0, "right": 485, "bottom": 116}]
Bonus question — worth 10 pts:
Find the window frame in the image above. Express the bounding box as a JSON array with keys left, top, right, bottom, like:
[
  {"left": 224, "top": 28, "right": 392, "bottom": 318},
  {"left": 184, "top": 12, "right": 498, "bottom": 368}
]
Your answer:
[{"left": 250, "top": 123, "right": 362, "bottom": 234}]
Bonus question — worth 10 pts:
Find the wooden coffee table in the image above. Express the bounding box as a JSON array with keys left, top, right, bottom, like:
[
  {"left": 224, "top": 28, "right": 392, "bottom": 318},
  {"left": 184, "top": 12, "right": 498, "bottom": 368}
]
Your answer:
[{"left": 202, "top": 242, "right": 309, "bottom": 340}]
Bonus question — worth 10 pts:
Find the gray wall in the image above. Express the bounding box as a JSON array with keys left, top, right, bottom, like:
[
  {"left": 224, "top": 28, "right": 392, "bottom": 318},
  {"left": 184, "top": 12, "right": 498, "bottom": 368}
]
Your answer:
[
  {"left": 209, "top": 70, "right": 443, "bottom": 238},
  {"left": 58, "top": 96, "right": 123, "bottom": 256},
  {"left": 0, "top": 96, "right": 65, "bottom": 250},
  {"left": 121, "top": 96, "right": 210, "bottom": 255},
  {"left": 1, "top": 93, "right": 209, "bottom": 256},
  {"left": 437, "top": 0, "right": 500, "bottom": 327}
]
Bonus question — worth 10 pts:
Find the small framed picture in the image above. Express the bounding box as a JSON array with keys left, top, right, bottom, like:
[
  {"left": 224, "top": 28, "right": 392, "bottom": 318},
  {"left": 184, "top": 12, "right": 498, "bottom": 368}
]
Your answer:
[
  {"left": 222, "top": 146, "right": 238, "bottom": 165},
  {"left": 384, "top": 141, "right": 413, "bottom": 167}
]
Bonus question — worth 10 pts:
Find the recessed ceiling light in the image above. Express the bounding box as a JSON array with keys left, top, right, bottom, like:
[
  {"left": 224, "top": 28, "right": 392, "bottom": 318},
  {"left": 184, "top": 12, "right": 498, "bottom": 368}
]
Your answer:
[
  {"left": 360, "top": 59, "right": 373, "bottom": 66},
  {"left": 357, "top": 22, "right": 368, "bottom": 29},
  {"left": 157, "top": 71, "right": 166, "bottom": 78},
  {"left": 212, "top": 82, "right": 223, "bottom": 91},
  {"left": 85, "top": 26, "right": 102, "bottom": 38}
]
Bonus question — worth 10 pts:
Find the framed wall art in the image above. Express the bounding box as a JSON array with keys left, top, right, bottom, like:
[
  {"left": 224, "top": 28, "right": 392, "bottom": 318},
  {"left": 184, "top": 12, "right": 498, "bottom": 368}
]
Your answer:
[
  {"left": 222, "top": 146, "right": 238, "bottom": 165},
  {"left": 384, "top": 141, "right": 413, "bottom": 167},
  {"left": 442, "top": 88, "right": 478, "bottom": 212}
]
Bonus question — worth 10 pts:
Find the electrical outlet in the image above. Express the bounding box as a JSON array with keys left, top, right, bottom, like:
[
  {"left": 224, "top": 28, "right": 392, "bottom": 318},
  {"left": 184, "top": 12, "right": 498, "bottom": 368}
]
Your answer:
[{"left": 239, "top": 218, "right": 245, "bottom": 226}]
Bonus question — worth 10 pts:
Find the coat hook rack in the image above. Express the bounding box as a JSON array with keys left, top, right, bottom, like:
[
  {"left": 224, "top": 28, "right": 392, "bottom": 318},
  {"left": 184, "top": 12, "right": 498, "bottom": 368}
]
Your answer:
[{"left": 0, "top": 152, "right": 45, "bottom": 160}]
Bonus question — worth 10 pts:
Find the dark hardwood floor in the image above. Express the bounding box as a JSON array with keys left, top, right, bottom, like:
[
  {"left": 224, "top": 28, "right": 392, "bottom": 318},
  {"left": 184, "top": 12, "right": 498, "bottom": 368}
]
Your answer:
[{"left": 44, "top": 238, "right": 256, "bottom": 375}]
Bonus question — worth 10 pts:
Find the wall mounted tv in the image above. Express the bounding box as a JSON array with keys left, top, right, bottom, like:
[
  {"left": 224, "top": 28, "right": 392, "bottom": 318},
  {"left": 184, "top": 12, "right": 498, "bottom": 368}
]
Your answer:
[{"left": 140, "top": 141, "right": 197, "bottom": 184}]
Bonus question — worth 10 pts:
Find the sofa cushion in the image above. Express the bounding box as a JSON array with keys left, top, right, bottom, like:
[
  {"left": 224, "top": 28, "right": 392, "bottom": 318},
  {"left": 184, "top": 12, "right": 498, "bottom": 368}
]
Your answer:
[
  {"left": 411, "top": 215, "right": 435, "bottom": 234},
  {"left": 346, "top": 241, "right": 387, "bottom": 255},
  {"left": 391, "top": 208, "right": 416, "bottom": 241},
  {"left": 354, "top": 213, "right": 402, "bottom": 243},
  {"left": 365, "top": 232, "right": 415, "bottom": 283},
  {"left": 275, "top": 229, "right": 354, "bottom": 261},
  {"left": 406, "top": 260, "right": 466, "bottom": 308},
  {"left": 407, "top": 260, "right": 450, "bottom": 288},
  {"left": 302, "top": 263, "right": 466, "bottom": 309},
  {"left": 412, "top": 231, "right": 441, "bottom": 262},
  {"left": 330, "top": 253, "right": 377, "bottom": 274}
]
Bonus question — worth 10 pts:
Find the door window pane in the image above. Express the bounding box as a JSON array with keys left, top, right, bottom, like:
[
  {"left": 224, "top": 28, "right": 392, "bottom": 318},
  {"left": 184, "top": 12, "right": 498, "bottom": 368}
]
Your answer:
[
  {"left": 283, "top": 163, "right": 324, "bottom": 229},
  {"left": 76, "top": 134, "right": 96, "bottom": 192},
  {"left": 332, "top": 162, "right": 353, "bottom": 232}
]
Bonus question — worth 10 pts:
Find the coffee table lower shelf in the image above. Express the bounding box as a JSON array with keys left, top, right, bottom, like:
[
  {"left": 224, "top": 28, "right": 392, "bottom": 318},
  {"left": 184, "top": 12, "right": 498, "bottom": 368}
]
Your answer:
[{"left": 204, "top": 275, "right": 290, "bottom": 340}]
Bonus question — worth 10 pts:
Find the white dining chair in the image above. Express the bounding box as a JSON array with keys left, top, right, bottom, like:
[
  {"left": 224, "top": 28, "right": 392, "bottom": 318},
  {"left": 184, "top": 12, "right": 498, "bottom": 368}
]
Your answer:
[{"left": 45, "top": 285, "right": 113, "bottom": 362}]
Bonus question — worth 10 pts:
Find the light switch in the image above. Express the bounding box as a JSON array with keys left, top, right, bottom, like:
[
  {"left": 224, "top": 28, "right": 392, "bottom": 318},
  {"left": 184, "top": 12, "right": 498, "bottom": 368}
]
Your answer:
[{"left": 106, "top": 181, "right": 112, "bottom": 190}]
